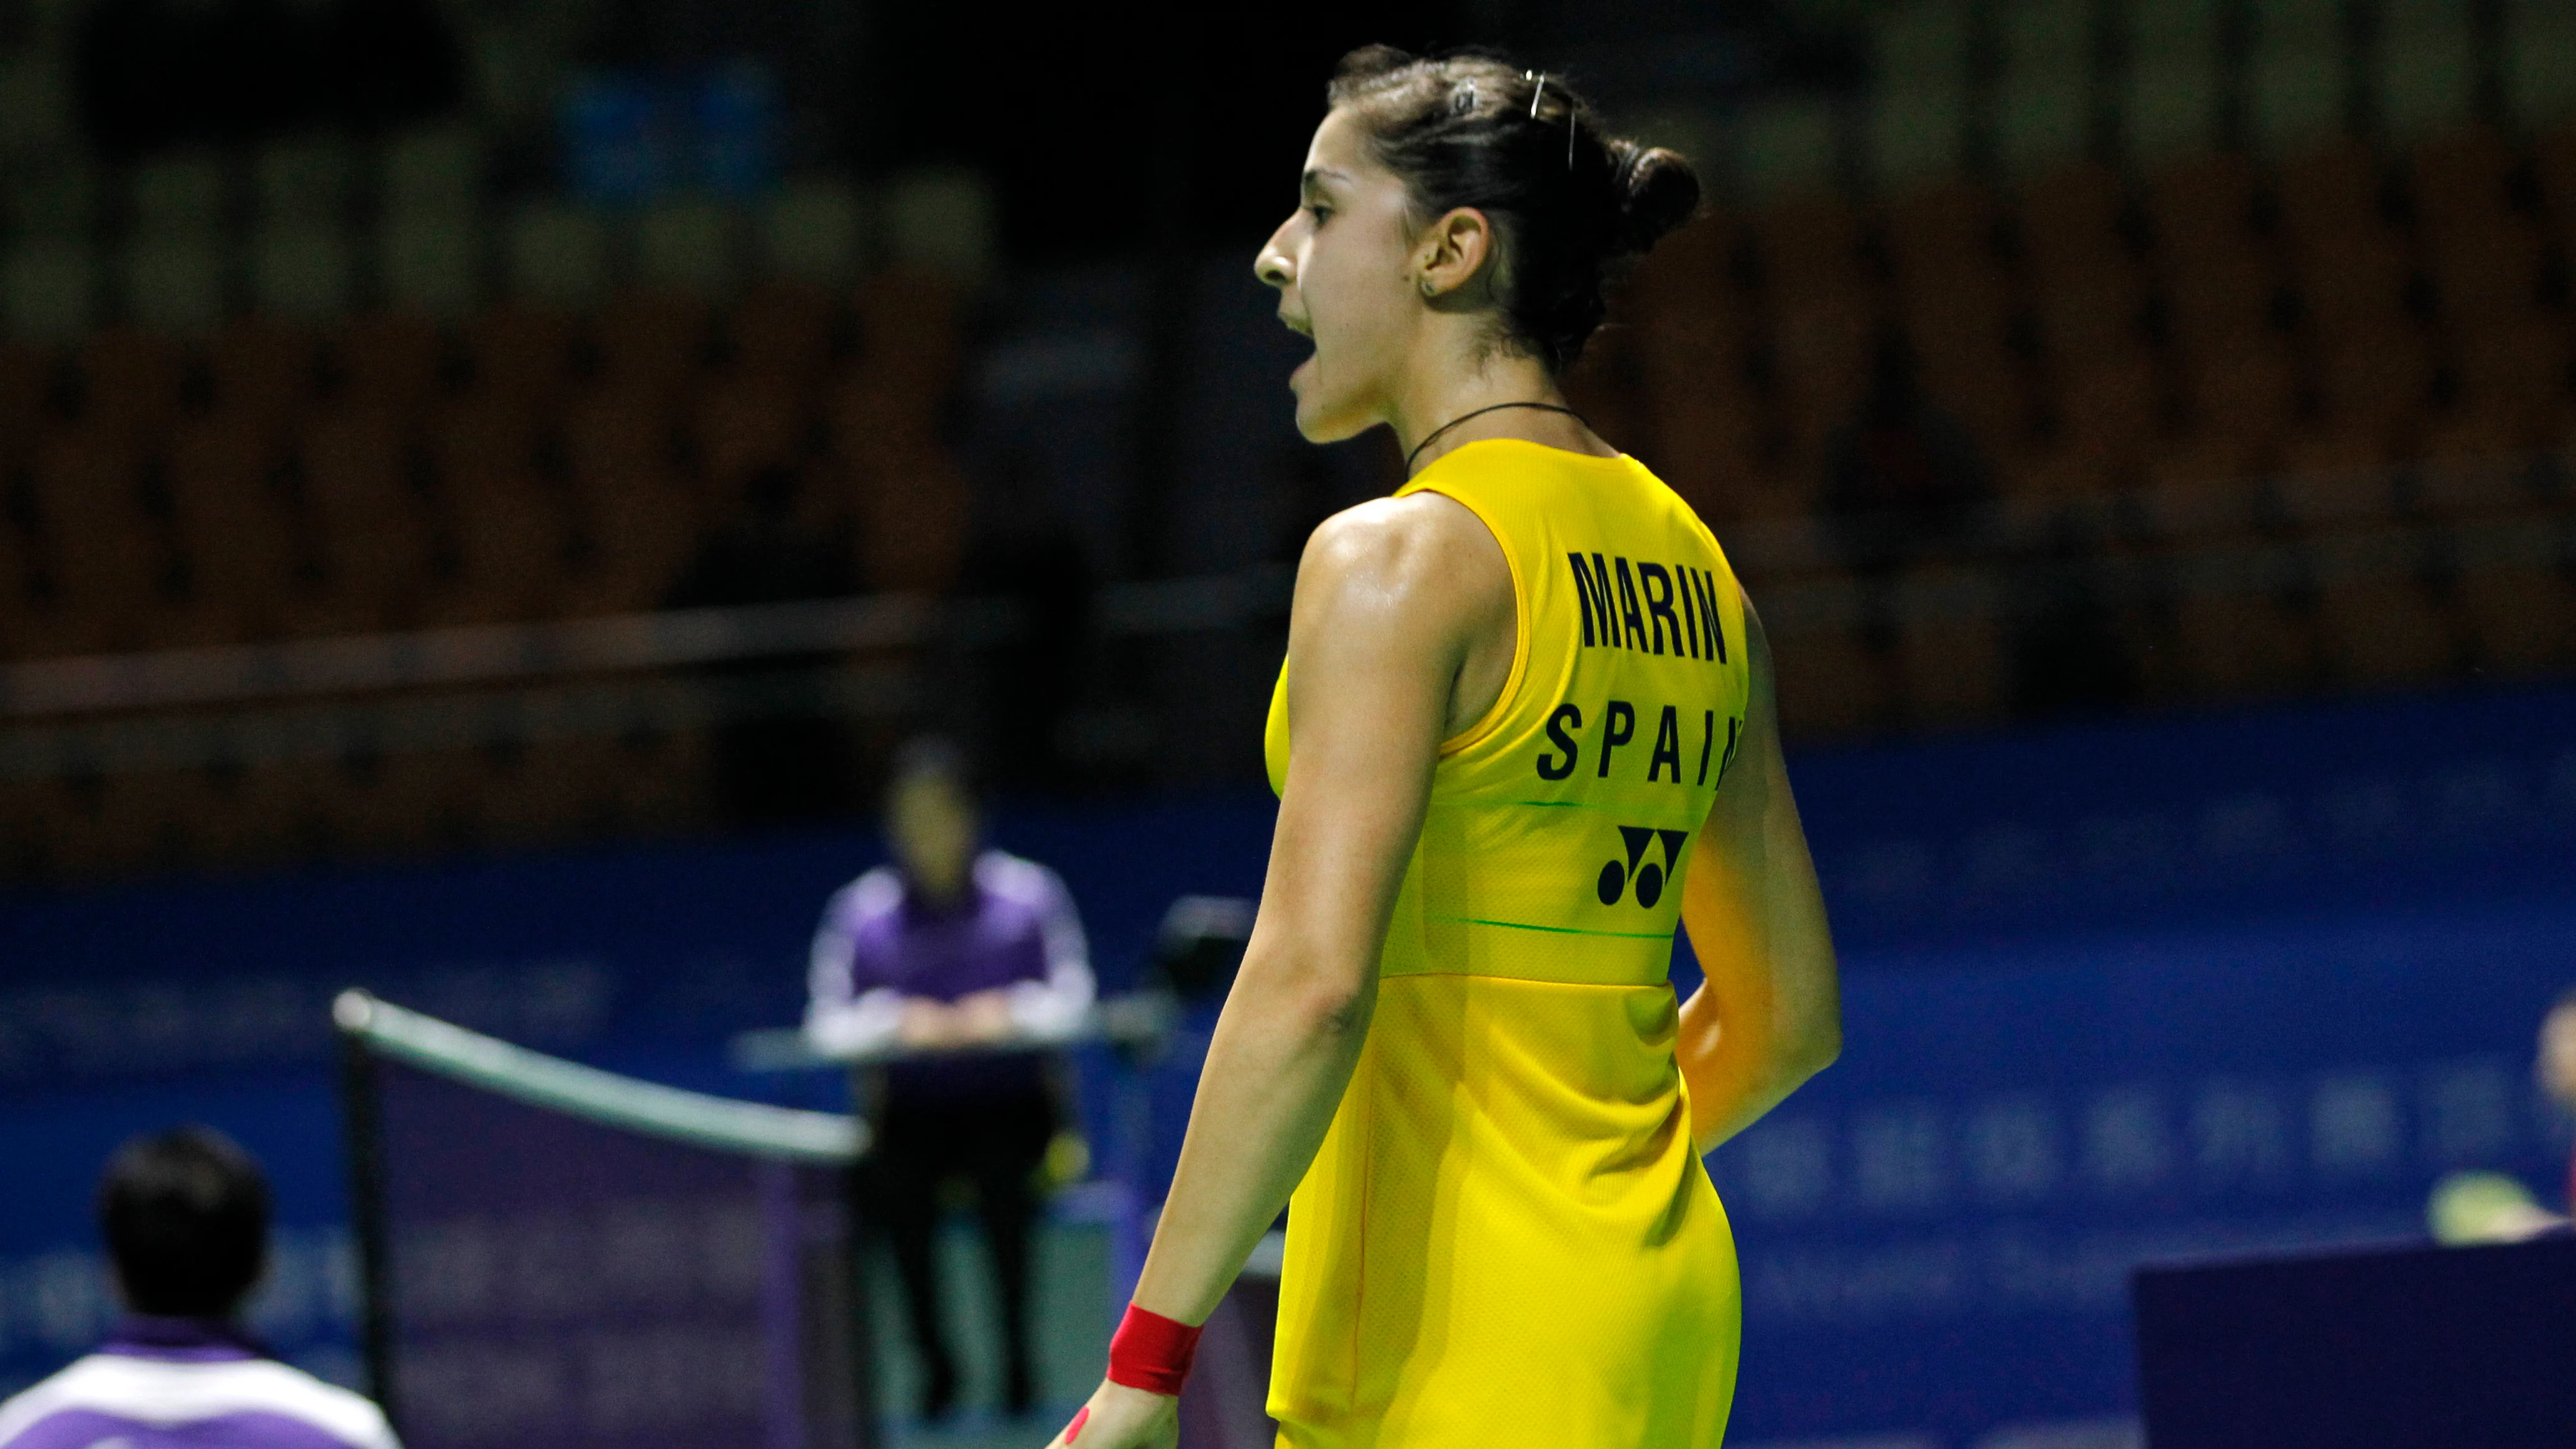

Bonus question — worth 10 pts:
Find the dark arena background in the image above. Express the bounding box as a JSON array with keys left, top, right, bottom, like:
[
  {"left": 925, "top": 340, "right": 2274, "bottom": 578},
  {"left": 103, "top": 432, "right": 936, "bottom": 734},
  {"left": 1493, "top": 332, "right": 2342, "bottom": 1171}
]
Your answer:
[{"left": 5, "top": 1, "right": 2576, "bottom": 1447}]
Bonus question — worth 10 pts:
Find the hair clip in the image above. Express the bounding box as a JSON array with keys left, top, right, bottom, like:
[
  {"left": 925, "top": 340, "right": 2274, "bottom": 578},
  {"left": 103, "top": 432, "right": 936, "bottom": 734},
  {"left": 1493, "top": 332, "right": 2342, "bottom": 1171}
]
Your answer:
[
  {"left": 1525, "top": 69, "right": 1576, "bottom": 166},
  {"left": 1452, "top": 81, "right": 1477, "bottom": 115}
]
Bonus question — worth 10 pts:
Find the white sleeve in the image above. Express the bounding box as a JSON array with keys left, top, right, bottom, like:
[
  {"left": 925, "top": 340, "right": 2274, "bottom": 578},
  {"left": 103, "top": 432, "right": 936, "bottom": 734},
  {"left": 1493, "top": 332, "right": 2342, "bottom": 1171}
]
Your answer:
[
  {"left": 803, "top": 871, "right": 908, "bottom": 1055},
  {"left": 338, "top": 1392, "right": 402, "bottom": 1449},
  {"left": 805, "top": 986, "right": 906, "bottom": 1056},
  {"left": 1002, "top": 859, "right": 1096, "bottom": 1039}
]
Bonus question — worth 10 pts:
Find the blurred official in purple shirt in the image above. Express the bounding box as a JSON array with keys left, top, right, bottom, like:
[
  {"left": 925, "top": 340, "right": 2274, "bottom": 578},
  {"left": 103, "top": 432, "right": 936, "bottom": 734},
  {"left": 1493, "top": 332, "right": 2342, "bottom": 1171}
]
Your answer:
[
  {"left": 0, "top": 1129, "right": 398, "bottom": 1449},
  {"left": 804, "top": 739, "right": 1092, "bottom": 1423}
]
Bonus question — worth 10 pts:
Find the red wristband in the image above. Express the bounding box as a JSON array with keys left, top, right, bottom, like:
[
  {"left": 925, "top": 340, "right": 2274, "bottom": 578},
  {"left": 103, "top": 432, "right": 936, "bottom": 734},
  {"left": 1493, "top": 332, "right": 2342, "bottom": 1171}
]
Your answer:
[{"left": 1106, "top": 1302, "right": 1202, "bottom": 1395}]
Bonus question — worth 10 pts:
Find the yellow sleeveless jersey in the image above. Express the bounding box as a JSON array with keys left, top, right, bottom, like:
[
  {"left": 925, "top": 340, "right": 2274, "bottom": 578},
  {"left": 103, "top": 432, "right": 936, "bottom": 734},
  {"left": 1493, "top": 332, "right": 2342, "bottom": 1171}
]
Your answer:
[{"left": 1262, "top": 438, "right": 1753, "bottom": 1449}]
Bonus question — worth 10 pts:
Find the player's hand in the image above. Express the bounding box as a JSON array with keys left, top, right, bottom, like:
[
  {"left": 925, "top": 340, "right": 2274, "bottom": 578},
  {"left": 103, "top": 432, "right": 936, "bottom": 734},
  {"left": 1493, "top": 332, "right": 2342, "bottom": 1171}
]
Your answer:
[{"left": 1040, "top": 1380, "right": 1177, "bottom": 1449}]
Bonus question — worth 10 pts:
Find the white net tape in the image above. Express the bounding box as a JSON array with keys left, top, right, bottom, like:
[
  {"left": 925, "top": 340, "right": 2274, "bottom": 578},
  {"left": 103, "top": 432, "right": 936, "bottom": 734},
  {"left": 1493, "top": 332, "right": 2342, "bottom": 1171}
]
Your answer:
[{"left": 335, "top": 989, "right": 864, "bottom": 1164}]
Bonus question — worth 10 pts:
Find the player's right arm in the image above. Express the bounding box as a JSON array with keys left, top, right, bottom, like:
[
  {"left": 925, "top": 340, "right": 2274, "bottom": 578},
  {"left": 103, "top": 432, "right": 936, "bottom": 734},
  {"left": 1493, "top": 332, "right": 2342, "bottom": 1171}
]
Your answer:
[{"left": 1675, "top": 595, "right": 1842, "bottom": 1152}]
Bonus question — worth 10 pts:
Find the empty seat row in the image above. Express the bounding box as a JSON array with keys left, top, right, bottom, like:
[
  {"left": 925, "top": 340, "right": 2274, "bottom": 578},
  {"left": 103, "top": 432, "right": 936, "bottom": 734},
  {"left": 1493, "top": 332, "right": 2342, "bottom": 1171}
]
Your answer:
[
  {"left": 0, "top": 451, "right": 925, "bottom": 654},
  {"left": 0, "top": 271, "right": 972, "bottom": 660},
  {"left": 0, "top": 273, "right": 956, "bottom": 463}
]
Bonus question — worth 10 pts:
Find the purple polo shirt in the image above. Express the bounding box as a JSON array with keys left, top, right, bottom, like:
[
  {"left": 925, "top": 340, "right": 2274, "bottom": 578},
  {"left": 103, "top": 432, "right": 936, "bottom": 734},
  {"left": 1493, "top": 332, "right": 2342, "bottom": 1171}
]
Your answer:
[
  {"left": 0, "top": 1318, "right": 399, "bottom": 1449},
  {"left": 804, "top": 849, "right": 1094, "bottom": 1103}
]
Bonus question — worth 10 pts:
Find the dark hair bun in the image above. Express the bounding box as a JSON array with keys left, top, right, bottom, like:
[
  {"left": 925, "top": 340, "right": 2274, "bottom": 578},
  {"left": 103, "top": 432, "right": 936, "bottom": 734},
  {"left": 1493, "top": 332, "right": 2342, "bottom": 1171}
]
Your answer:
[
  {"left": 1612, "top": 142, "right": 1702, "bottom": 256},
  {"left": 1326, "top": 48, "right": 1702, "bottom": 373}
]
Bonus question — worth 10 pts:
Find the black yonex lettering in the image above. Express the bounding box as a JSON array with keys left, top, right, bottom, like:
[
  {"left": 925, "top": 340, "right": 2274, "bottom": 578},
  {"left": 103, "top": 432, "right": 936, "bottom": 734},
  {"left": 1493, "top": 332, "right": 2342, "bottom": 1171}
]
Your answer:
[
  {"left": 1535, "top": 703, "right": 1583, "bottom": 780},
  {"left": 1717, "top": 715, "right": 1743, "bottom": 782},
  {"left": 1677, "top": 568, "right": 1701, "bottom": 660},
  {"left": 1596, "top": 700, "right": 1635, "bottom": 777},
  {"left": 1647, "top": 705, "right": 1683, "bottom": 782}
]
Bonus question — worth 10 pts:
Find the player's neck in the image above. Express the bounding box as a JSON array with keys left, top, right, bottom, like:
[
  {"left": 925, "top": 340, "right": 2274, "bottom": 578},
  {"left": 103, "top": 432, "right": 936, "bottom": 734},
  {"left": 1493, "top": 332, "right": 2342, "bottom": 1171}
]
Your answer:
[{"left": 1388, "top": 346, "right": 1576, "bottom": 476}]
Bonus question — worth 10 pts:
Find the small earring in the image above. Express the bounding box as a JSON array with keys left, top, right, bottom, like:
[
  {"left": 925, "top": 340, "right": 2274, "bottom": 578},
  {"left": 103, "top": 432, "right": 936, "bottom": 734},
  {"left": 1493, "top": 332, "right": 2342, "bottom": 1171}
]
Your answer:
[{"left": 1420, "top": 279, "right": 1436, "bottom": 299}]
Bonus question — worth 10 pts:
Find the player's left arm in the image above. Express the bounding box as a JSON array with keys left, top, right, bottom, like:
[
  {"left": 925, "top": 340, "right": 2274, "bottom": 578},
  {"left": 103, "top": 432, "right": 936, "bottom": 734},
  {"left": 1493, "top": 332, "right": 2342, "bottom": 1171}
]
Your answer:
[
  {"left": 1043, "top": 493, "right": 1502, "bottom": 1449},
  {"left": 1674, "top": 593, "right": 1842, "bottom": 1152}
]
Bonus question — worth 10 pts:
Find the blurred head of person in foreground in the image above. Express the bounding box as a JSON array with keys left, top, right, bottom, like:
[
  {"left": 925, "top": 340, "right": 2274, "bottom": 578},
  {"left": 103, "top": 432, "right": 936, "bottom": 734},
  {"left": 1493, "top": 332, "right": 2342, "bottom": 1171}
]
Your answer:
[
  {"left": 0, "top": 1126, "right": 399, "bottom": 1449},
  {"left": 103, "top": 1126, "right": 270, "bottom": 1322}
]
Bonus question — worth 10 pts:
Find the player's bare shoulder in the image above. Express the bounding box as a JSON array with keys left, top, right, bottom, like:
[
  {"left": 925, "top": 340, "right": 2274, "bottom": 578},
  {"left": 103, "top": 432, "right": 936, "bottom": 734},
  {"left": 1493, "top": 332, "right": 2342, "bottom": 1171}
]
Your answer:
[{"left": 1294, "top": 492, "right": 1510, "bottom": 634}]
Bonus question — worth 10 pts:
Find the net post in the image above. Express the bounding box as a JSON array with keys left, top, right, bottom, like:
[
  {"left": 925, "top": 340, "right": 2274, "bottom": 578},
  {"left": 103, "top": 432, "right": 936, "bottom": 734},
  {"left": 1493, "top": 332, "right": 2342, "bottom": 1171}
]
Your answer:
[
  {"left": 757, "top": 1159, "right": 810, "bottom": 1449},
  {"left": 843, "top": 1066, "right": 882, "bottom": 1449},
  {"left": 335, "top": 991, "right": 400, "bottom": 1434}
]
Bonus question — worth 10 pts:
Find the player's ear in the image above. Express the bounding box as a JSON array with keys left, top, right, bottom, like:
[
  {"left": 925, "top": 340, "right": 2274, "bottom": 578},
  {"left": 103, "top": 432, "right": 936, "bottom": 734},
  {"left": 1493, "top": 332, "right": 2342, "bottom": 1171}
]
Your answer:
[{"left": 1416, "top": 208, "right": 1494, "bottom": 300}]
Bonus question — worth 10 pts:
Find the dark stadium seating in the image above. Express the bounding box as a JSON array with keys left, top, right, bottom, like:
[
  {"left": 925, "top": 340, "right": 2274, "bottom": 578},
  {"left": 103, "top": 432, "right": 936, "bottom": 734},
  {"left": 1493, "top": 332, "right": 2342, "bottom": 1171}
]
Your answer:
[
  {"left": 1579, "top": 119, "right": 2576, "bottom": 744},
  {"left": 0, "top": 269, "right": 965, "bottom": 880},
  {"left": 0, "top": 272, "right": 960, "bottom": 655},
  {"left": 11, "top": 114, "right": 2576, "bottom": 877}
]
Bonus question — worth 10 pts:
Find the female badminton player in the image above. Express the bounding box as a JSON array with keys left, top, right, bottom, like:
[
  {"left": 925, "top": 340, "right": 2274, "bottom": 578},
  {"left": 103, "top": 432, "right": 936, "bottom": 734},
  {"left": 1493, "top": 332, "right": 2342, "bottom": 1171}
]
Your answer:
[{"left": 1050, "top": 47, "right": 1842, "bottom": 1449}]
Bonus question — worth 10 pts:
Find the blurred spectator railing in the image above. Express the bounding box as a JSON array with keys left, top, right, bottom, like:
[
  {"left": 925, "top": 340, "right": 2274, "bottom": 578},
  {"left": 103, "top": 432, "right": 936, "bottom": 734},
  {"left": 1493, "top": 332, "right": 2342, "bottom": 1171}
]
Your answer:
[
  {"left": 0, "top": 447, "right": 2563, "bottom": 789},
  {"left": 0, "top": 445, "right": 2559, "bottom": 732},
  {"left": 0, "top": 566, "right": 1300, "bottom": 723},
  {"left": 1720, "top": 451, "right": 2571, "bottom": 583},
  {"left": 0, "top": 565, "right": 1297, "bottom": 782},
  {"left": 0, "top": 595, "right": 938, "bottom": 719}
]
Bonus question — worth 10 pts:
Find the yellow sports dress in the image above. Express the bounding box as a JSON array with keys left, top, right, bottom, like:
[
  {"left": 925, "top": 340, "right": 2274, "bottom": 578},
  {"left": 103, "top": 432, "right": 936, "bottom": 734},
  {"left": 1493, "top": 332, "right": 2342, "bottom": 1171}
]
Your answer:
[{"left": 1263, "top": 438, "right": 1753, "bottom": 1448}]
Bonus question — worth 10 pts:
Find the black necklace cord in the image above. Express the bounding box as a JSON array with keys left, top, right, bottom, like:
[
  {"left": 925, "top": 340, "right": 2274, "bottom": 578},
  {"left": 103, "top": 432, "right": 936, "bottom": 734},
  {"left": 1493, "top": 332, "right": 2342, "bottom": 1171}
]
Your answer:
[{"left": 1402, "top": 401, "right": 1586, "bottom": 476}]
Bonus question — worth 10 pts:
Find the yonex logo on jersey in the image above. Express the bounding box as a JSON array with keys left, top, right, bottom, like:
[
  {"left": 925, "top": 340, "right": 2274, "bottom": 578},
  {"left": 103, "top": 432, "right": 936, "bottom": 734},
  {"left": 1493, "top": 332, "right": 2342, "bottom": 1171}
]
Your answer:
[
  {"left": 1566, "top": 552, "right": 1729, "bottom": 662},
  {"left": 1599, "top": 825, "right": 1691, "bottom": 906}
]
